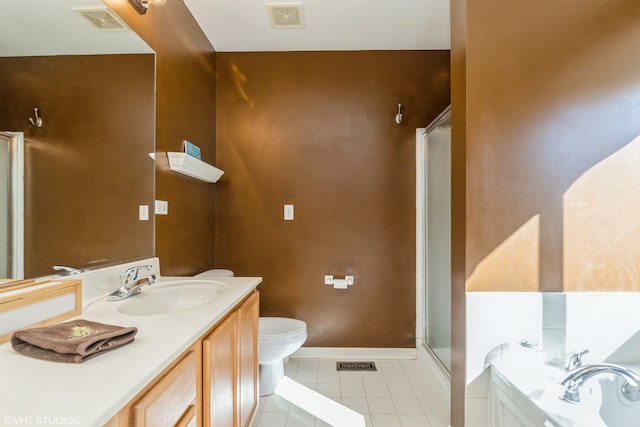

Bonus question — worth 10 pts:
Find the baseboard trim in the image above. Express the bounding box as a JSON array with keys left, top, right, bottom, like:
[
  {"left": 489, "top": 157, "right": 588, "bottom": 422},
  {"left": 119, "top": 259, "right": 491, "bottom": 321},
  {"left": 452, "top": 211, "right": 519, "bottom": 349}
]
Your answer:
[{"left": 291, "top": 347, "right": 417, "bottom": 359}]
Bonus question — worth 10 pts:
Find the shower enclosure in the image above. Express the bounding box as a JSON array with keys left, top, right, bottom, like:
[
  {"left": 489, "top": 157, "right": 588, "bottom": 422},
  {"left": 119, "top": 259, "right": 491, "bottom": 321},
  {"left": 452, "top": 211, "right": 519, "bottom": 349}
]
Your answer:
[{"left": 416, "top": 107, "right": 451, "bottom": 373}]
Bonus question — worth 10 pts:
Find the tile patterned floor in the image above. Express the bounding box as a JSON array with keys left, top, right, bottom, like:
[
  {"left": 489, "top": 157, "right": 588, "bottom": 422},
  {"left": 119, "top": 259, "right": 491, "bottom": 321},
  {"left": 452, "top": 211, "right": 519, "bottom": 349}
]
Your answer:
[{"left": 253, "top": 357, "right": 451, "bottom": 427}]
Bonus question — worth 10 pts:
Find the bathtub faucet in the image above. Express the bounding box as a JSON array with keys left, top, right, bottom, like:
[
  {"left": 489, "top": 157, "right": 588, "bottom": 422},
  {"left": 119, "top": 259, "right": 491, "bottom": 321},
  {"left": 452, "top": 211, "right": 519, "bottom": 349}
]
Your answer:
[{"left": 559, "top": 363, "right": 640, "bottom": 404}]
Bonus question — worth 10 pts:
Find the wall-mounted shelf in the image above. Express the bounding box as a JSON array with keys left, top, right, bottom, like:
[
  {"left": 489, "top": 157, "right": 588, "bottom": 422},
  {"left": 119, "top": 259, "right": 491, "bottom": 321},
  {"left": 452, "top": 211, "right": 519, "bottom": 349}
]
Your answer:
[{"left": 167, "top": 152, "right": 224, "bottom": 183}]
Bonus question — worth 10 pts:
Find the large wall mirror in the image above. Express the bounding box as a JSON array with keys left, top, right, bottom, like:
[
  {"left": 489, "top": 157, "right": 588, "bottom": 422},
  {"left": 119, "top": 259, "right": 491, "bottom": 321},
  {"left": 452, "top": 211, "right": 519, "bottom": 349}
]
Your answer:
[{"left": 0, "top": 0, "right": 156, "bottom": 280}]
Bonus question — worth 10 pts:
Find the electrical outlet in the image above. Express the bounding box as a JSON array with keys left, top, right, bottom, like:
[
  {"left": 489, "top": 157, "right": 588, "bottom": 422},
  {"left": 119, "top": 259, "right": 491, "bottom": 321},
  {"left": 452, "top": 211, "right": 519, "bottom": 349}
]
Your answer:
[
  {"left": 155, "top": 200, "right": 168, "bottom": 215},
  {"left": 139, "top": 205, "right": 149, "bottom": 221}
]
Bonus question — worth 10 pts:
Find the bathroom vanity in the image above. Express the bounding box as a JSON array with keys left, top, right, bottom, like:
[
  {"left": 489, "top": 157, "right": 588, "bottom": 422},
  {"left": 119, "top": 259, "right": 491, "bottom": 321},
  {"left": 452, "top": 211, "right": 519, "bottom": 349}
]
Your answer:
[
  {"left": 0, "top": 264, "right": 261, "bottom": 427},
  {"left": 106, "top": 290, "right": 259, "bottom": 426}
]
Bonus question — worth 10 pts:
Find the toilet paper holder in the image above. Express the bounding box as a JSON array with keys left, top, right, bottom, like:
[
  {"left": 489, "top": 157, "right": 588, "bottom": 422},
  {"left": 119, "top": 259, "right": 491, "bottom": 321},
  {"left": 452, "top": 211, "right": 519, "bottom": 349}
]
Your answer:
[{"left": 324, "top": 275, "right": 354, "bottom": 289}]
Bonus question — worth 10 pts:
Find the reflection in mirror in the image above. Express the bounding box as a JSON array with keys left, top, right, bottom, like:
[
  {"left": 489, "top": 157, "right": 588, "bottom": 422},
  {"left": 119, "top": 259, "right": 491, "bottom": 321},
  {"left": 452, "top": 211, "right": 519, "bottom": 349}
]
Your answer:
[
  {"left": 0, "top": 132, "right": 23, "bottom": 279},
  {"left": 0, "top": 0, "right": 156, "bottom": 280}
]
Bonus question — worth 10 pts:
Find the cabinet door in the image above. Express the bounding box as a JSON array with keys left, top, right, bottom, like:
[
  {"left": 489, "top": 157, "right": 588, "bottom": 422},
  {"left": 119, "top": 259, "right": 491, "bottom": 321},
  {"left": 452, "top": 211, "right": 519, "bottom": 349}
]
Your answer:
[
  {"left": 203, "top": 310, "right": 239, "bottom": 427},
  {"left": 132, "top": 350, "right": 197, "bottom": 427},
  {"left": 238, "top": 292, "right": 259, "bottom": 427}
]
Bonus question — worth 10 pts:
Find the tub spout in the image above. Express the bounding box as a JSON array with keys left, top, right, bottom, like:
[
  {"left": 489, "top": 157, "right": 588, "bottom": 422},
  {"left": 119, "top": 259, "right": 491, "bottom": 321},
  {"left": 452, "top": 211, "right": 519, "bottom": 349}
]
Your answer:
[{"left": 559, "top": 363, "right": 640, "bottom": 404}]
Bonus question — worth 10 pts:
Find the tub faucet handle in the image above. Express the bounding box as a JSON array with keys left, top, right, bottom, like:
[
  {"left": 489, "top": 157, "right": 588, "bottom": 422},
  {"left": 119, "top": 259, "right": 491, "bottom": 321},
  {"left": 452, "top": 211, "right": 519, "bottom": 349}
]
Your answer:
[{"left": 566, "top": 349, "right": 589, "bottom": 371}]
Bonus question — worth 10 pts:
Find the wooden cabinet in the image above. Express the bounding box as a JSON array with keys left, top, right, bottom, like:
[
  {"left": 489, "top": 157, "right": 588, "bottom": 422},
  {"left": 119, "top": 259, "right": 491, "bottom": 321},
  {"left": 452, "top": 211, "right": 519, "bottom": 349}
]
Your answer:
[
  {"left": 203, "top": 310, "right": 238, "bottom": 426},
  {"left": 238, "top": 292, "right": 259, "bottom": 427},
  {"left": 202, "top": 291, "right": 259, "bottom": 427},
  {"left": 107, "top": 290, "right": 259, "bottom": 427},
  {"left": 132, "top": 350, "right": 197, "bottom": 426},
  {"left": 107, "top": 347, "right": 198, "bottom": 427}
]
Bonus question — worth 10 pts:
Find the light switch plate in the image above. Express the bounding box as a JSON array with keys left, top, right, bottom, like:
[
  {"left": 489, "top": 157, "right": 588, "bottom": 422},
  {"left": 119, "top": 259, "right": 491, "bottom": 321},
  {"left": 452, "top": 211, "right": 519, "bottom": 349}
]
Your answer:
[
  {"left": 139, "top": 205, "right": 149, "bottom": 221},
  {"left": 284, "top": 204, "right": 294, "bottom": 220}
]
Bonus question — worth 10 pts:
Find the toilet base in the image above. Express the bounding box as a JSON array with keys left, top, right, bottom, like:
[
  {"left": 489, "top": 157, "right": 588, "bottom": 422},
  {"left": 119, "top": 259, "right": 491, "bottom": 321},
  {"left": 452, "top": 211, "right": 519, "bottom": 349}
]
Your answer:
[{"left": 259, "top": 360, "right": 284, "bottom": 396}]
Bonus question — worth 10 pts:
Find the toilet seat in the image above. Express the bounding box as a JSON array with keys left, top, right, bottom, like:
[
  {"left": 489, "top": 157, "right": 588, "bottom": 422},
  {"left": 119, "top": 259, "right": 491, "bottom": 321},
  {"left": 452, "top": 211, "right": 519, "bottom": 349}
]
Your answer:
[{"left": 259, "top": 317, "right": 307, "bottom": 339}]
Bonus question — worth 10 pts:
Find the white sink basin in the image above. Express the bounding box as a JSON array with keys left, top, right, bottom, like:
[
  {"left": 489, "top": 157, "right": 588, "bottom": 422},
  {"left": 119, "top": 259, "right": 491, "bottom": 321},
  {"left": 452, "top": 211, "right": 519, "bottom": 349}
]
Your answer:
[{"left": 117, "top": 280, "right": 227, "bottom": 316}]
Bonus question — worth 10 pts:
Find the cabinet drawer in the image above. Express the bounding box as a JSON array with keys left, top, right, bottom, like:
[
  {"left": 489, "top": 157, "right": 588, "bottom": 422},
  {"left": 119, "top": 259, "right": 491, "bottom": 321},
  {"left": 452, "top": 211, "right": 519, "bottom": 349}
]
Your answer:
[{"left": 132, "top": 350, "right": 197, "bottom": 426}]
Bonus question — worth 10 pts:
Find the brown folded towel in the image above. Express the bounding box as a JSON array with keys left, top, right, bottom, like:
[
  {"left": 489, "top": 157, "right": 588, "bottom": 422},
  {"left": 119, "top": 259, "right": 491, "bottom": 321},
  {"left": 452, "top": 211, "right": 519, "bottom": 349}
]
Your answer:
[{"left": 11, "top": 320, "right": 137, "bottom": 363}]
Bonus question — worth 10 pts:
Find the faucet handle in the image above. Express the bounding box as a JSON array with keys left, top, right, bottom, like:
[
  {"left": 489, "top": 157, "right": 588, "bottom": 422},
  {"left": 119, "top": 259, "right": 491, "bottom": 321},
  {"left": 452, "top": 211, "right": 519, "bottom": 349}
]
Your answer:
[
  {"left": 53, "top": 265, "right": 84, "bottom": 276},
  {"left": 121, "top": 265, "right": 153, "bottom": 284},
  {"left": 566, "top": 349, "right": 589, "bottom": 371}
]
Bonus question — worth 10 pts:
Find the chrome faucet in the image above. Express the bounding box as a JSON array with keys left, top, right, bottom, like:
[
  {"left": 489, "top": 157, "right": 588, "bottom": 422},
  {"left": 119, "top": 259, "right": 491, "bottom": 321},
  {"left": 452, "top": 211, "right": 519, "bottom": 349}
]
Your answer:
[
  {"left": 559, "top": 363, "right": 640, "bottom": 404},
  {"left": 107, "top": 265, "right": 156, "bottom": 301},
  {"left": 566, "top": 349, "right": 589, "bottom": 371},
  {"left": 52, "top": 265, "right": 85, "bottom": 277}
]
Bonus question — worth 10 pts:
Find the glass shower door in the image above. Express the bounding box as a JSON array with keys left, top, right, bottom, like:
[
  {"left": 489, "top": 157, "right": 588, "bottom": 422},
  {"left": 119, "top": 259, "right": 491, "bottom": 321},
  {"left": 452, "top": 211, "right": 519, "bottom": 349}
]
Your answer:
[{"left": 423, "top": 109, "right": 451, "bottom": 372}]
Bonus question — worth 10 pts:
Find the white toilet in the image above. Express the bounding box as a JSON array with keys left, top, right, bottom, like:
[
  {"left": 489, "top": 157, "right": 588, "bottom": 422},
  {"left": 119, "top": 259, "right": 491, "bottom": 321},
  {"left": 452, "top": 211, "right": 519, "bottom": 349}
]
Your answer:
[
  {"left": 194, "top": 269, "right": 308, "bottom": 396},
  {"left": 257, "top": 317, "right": 307, "bottom": 395}
]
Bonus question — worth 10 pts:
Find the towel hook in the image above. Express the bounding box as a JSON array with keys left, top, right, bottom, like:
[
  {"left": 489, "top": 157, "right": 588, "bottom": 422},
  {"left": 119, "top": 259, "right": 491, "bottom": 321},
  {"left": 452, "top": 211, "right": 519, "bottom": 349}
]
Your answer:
[
  {"left": 29, "top": 107, "right": 43, "bottom": 128},
  {"left": 395, "top": 104, "right": 403, "bottom": 124}
]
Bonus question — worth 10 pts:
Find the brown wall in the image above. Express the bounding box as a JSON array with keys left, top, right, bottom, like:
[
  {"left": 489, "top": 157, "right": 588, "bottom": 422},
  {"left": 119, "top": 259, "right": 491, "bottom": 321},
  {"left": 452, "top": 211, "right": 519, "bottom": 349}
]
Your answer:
[
  {"left": 464, "top": 0, "right": 640, "bottom": 293},
  {"left": 0, "top": 54, "right": 155, "bottom": 278},
  {"left": 451, "top": 0, "right": 640, "bottom": 424},
  {"left": 106, "top": 0, "right": 218, "bottom": 275},
  {"left": 215, "top": 51, "right": 450, "bottom": 347}
]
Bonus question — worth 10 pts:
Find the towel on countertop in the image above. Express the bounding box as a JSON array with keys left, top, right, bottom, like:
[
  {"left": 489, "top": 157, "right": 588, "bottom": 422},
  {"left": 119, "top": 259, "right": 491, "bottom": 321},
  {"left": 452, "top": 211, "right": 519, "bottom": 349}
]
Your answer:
[{"left": 11, "top": 319, "right": 137, "bottom": 363}]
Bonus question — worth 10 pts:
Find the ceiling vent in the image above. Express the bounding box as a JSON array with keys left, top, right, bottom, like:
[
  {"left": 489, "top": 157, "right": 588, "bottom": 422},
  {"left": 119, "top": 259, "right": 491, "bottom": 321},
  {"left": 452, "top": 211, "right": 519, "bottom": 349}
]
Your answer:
[
  {"left": 73, "top": 7, "right": 129, "bottom": 32},
  {"left": 266, "top": 3, "right": 304, "bottom": 29}
]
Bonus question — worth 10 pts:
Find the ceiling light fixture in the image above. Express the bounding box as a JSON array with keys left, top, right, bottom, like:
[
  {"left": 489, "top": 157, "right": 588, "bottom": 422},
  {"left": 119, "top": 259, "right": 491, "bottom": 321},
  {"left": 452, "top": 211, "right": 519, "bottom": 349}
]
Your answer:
[{"left": 127, "top": 0, "right": 165, "bottom": 15}]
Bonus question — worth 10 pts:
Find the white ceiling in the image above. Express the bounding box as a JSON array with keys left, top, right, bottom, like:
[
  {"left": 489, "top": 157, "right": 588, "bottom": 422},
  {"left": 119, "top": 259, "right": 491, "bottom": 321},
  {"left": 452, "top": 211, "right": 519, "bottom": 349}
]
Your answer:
[
  {"left": 0, "top": 0, "right": 152, "bottom": 57},
  {"left": 183, "top": 0, "right": 450, "bottom": 52}
]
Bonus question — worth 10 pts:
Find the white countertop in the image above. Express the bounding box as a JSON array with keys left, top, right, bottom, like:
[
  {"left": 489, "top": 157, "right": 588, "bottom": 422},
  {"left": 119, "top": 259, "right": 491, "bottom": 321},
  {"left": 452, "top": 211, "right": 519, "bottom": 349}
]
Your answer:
[{"left": 0, "top": 275, "right": 261, "bottom": 426}]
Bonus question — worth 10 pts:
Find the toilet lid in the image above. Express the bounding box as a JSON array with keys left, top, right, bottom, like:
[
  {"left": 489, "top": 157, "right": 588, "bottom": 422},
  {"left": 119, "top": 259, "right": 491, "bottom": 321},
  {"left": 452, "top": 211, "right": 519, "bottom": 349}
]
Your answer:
[{"left": 259, "top": 317, "right": 307, "bottom": 337}]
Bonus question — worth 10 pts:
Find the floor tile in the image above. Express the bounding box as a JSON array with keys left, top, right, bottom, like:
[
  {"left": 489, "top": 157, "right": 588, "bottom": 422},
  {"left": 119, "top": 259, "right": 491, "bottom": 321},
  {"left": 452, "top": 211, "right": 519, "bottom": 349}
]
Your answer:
[
  {"left": 340, "top": 397, "right": 370, "bottom": 414},
  {"left": 388, "top": 384, "right": 417, "bottom": 399},
  {"left": 426, "top": 412, "right": 451, "bottom": 427},
  {"left": 285, "top": 412, "right": 315, "bottom": 427},
  {"left": 341, "top": 382, "right": 366, "bottom": 397},
  {"left": 364, "top": 383, "right": 391, "bottom": 398},
  {"left": 316, "top": 382, "right": 341, "bottom": 398},
  {"left": 339, "top": 371, "right": 364, "bottom": 383},
  {"left": 254, "top": 356, "right": 449, "bottom": 427},
  {"left": 262, "top": 394, "right": 291, "bottom": 412},
  {"left": 257, "top": 412, "right": 288, "bottom": 427},
  {"left": 362, "top": 371, "right": 387, "bottom": 384},
  {"left": 399, "top": 414, "right": 432, "bottom": 427},
  {"left": 297, "top": 359, "right": 319, "bottom": 370},
  {"left": 316, "top": 372, "right": 340, "bottom": 383},
  {"left": 367, "top": 397, "right": 396, "bottom": 414},
  {"left": 419, "top": 396, "right": 450, "bottom": 417},
  {"left": 412, "top": 383, "right": 445, "bottom": 398},
  {"left": 392, "top": 398, "right": 423, "bottom": 414},
  {"left": 371, "top": 414, "right": 402, "bottom": 427},
  {"left": 296, "top": 370, "right": 318, "bottom": 383}
]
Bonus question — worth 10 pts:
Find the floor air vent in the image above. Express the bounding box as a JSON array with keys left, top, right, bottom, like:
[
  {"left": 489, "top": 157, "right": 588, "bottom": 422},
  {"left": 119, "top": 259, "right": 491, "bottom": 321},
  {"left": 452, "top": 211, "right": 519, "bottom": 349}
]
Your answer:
[{"left": 336, "top": 361, "right": 377, "bottom": 371}]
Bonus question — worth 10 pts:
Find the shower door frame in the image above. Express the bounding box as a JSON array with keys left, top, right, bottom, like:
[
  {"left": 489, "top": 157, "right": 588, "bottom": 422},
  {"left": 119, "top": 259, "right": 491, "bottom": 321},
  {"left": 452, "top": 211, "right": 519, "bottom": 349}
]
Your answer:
[
  {"left": 415, "top": 106, "right": 451, "bottom": 379},
  {"left": 0, "top": 132, "right": 24, "bottom": 279}
]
